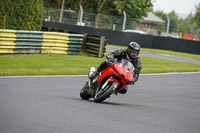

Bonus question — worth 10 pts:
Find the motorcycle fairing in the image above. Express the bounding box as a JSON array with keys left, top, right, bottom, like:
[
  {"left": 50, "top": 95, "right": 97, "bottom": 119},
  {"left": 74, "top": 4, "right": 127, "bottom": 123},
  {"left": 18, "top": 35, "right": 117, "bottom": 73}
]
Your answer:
[{"left": 97, "top": 61, "right": 133, "bottom": 93}]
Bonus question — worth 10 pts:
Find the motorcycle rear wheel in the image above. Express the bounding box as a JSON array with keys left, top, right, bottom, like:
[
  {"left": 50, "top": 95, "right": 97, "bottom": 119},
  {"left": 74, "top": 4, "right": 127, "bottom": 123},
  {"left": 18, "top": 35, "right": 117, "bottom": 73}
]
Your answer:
[
  {"left": 80, "top": 82, "right": 91, "bottom": 100},
  {"left": 94, "top": 82, "right": 118, "bottom": 103}
]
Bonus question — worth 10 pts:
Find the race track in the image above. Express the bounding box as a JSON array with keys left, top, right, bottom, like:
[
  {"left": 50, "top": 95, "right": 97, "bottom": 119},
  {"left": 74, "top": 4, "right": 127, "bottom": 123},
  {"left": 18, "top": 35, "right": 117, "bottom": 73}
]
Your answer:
[{"left": 0, "top": 73, "right": 200, "bottom": 133}]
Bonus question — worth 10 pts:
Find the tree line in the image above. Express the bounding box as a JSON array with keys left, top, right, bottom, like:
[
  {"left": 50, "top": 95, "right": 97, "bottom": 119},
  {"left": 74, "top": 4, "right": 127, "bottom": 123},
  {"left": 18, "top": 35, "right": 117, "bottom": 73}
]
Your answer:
[
  {"left": 154, "top": 5, "right": 200, "bottom": 38},
  {"left": 0, "top": 0, "right": 152, "bottom": 30},
  {"left": 0, "top": 0, "right": 200, "bottom": 38}
]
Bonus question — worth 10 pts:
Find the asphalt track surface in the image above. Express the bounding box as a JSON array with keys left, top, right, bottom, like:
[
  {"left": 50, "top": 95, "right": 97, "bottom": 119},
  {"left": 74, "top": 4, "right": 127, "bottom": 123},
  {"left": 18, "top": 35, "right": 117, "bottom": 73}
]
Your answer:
[{"left": 0, "top": 73, "right": 200, "bottom": 133}]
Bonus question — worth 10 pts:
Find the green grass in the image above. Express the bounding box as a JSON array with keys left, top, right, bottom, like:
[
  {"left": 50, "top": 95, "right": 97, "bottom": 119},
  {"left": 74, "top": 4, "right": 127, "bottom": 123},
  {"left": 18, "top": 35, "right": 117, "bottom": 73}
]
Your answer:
[
  {"left": 0, "top": 54, "right": 105, "bottom": 76},
  {"left": 140, "top": 56, "right": 200, "bottom": 74},
  {"left": 108, "top": 44, "right": 200, "bottom": 60},
  {"left": 0, "top": 54, "right": 200, "bottom": 76}
]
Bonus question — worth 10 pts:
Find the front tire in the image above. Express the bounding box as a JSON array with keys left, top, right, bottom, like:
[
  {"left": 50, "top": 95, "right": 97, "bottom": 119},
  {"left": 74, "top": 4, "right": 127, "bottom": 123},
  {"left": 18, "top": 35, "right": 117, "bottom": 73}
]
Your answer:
[
  {"left": 94, "top": 82, "right": 118, "bottom": 103},
  {"left": 80, "top": 82, "right": 91, "bottom": 100}
]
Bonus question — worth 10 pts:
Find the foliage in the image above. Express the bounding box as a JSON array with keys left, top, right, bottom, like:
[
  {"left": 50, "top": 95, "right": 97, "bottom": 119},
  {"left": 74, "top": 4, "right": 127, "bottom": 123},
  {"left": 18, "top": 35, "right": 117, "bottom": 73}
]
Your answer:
[
  {"left": 194, "top": 3, "right": 200, "bottom": 26},
  {"left": 154, "top": 9, "right": 200, "bottom": 37},
  {"left": 43, "top": 0, "right": 152, "bottom": 28},
  {"left": 176, "top": 18, "right": 187, "bottom": 34},
  {"left": 111, "top": 0, "right": 152, "bottom": 18},
  {"left": 168, "top": 11, "right": 179, "bottom": 33},
  {"left": 44, "top": 0, "right": 152, "bottom": 18},
  {"left": 0, "top": 0, "right": 43, "bottom": 30},
  {"left": 184, "top": 14, "right": 199, "bottom": 35},
  {"left": 43, "top": 0, "right": 60, "bottom": 9},
  {"left": 154, "top": 10, "right": 180, "bottom": 33},
  {"left": 153, "top": 10, "right": 167, "bottom": 32},
  {"left": 196, "top": 29, "right": 200, "bottom": 39}
]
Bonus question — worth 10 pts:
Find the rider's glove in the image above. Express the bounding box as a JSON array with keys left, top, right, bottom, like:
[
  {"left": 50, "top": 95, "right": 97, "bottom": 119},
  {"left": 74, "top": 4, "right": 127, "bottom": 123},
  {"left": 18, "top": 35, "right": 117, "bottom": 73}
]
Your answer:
[{"left": 108, "top": 57, "right": 115, "bottom": 63}]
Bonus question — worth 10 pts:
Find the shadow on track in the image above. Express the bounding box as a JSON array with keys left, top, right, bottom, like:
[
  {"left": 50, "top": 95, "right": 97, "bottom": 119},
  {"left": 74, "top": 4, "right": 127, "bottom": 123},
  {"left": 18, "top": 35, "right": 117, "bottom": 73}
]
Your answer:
[{"left": 59, "top": 96, "right": 150, "bottom": 109}]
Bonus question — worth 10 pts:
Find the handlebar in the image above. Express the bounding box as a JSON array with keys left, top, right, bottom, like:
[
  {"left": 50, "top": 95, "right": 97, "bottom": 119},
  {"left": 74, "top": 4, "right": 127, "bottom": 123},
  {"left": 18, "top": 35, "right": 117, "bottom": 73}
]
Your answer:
[{"left": 107, "top": 58, "right": 118, "bottom": 65}]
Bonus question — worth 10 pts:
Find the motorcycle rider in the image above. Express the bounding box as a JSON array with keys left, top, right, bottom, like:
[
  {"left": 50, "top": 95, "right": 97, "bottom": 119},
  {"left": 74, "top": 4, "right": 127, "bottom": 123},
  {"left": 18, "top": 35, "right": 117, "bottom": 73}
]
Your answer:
[{"left": 89, "top": 42, "right": 142, "bottom": 94}]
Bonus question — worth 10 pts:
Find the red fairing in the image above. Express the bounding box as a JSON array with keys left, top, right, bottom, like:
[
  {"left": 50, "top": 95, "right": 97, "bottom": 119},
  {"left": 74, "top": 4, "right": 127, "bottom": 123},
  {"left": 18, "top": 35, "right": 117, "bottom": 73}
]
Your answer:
[
  {"left": 97, "top": 61, "right": 133, "bottom": 92},
  {"left": 112, "top": 61, "right": 133, "bottom": 83},
  {"left": 97, "top": 66, "right": 116, "bottom": 85},
  {"left": 108, "top": 78, "right": 120, "bottom": 85}
]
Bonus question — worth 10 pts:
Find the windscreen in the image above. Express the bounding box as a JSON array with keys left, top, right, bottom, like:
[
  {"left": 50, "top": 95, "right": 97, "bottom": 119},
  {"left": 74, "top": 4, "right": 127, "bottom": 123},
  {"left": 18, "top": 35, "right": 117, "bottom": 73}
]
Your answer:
[{"left": 123, "top": 59, "right": 135, "bottom": 74}]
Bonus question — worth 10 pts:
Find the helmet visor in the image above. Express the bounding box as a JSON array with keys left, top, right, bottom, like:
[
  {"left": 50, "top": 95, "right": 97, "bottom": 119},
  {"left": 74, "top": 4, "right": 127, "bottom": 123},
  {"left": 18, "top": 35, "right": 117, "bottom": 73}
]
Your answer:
[
  {"left": 130, "top": 51, "right": 138, "bottom": 56},
  {"left": 128, "top": 49, "right": 139, "bottom": 59}
]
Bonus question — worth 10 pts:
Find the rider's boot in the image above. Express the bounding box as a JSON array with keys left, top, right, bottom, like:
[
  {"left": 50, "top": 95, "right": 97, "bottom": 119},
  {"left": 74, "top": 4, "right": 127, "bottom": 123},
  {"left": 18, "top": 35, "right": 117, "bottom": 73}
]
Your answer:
[
  {"left": 88, "top": 70, "right": 99, "bottom": 79},
  {"left": 118, "top": 86, "right": 128, "bottom": 94}
]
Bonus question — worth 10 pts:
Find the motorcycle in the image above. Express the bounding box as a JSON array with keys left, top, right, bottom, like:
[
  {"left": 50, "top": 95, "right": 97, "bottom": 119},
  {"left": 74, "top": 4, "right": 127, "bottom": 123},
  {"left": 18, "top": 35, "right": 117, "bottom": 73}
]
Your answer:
[{"left": 80, "top": 59, "right": 135, "bottom": 103}]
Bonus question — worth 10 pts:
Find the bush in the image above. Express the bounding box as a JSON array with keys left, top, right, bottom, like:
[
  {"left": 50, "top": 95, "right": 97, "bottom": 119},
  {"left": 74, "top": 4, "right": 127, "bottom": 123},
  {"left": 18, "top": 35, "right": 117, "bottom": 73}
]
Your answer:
[{"left": 0, "top": 0, "right": 43, "bottom": 30}]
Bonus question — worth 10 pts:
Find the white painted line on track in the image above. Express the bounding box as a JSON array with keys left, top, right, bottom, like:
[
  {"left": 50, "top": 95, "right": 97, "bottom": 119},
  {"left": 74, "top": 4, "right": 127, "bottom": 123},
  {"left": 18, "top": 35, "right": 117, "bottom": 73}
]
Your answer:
[
  {"left": 0, "top": 72, "right": 200, "bottom": 79},
  {"left": 141, "top": 72, "right": 200, "bottom": 76},
  {"left": 0, "top": 75, "right": 87, "bottom": 79}
]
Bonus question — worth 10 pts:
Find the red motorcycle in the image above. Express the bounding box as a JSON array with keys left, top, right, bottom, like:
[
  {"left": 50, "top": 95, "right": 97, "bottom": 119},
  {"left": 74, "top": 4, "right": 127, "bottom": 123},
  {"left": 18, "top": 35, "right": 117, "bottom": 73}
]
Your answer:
[{"left": 80, "top": 59, "right": 135, "bottom": 103}]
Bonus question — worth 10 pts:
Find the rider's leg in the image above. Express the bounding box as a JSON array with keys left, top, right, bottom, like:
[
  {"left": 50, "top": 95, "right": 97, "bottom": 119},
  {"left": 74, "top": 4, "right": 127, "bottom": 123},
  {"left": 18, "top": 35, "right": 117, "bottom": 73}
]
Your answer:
[
  {"left": 118, "top": 86, "right": 128, "bottom": 94},
  {"left": 89, "top": 61, "right": 109, "bottom": 79}
]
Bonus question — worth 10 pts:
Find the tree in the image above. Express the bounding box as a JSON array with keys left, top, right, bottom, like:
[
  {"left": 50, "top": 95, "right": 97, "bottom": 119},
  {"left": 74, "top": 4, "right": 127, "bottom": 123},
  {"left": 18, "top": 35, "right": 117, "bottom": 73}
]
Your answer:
[
  {"left": 90, "top": 0, "right": 152, "bottom": 28},
  {"left": 185, "top": 14, "right": 198, "bottom": 35},
  {"left": 154, "top": 10, "right": 167, "bottom": 32},
  {"left": 168, "top": 11, "right": 179, "bottom": 33},
  {"left": 196, "top": 29, "right": 200, "bottom": 39},
  {"left": 0, "top": 0, "right": 43, "bottom": 30},
  {"left": 154, "top": 10, "right": 179, "bottom": 34},
  {"left": 177, "top": 18, "right": 187, "bottom": 35},
  {"left": 94, "top": 0, "right": 109, "bottom": 27},
  {"left": 44, "top": 0, "right": 153, "bottom": 28},
  {"left": 153, "top": 4, "right": 200, "bottom": 38},
  {"left": 194, "top": 3, "right": 200, "bottom": 26},
  {"left": 112, "top": 0, "right": 152, "bottom": 18}
]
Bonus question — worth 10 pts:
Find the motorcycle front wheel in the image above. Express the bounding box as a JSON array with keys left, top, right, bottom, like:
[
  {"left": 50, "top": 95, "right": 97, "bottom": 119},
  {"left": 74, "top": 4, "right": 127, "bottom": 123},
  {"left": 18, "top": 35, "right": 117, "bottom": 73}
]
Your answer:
[
  {"left": 80, "top": 82, "right": 91, "bottom": 100},
  {"left": 94, "top": 81, "right": 118, "bottom": 103}
]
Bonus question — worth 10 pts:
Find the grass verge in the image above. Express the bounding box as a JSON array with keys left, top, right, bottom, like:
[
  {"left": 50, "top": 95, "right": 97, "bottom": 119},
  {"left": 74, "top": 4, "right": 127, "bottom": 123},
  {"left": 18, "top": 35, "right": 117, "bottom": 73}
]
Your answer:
[
  {"left": 0, "top": 54, "right": 200, "bottom": 76},
  {"left": 108, "top": 44, "right": 200, "bottom": 60}
]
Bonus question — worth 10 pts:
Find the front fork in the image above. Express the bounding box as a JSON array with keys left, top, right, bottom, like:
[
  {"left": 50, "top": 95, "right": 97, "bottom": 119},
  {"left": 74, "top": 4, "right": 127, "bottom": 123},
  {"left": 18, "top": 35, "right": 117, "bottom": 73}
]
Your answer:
[
  {"left": 88, "top": 76, "right": 99, "bottom": 98},
  {"left": 92, "top": 76, "right": 120, "bottom": 97}
]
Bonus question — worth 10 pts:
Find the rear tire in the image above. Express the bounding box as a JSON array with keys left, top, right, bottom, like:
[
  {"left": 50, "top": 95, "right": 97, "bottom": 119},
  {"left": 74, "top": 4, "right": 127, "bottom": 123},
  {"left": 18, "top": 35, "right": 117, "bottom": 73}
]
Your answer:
[
  {"left": 94, "top": 82, "right": 118, "bottom": 103},
  {"left": 80, "top": 83, "right": 91, "bottom": 100}
]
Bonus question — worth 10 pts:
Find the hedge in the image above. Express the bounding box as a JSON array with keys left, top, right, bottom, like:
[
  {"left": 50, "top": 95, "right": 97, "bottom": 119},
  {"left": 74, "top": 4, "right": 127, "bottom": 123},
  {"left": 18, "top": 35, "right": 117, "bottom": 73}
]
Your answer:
[{"left": 0, "top": 0, "right": 43, "bottom": 30}]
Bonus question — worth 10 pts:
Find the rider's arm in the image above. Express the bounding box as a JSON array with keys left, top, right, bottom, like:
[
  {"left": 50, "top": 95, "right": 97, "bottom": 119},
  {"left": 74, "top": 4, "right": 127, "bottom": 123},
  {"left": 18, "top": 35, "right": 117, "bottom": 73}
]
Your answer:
[
  {"left": 106, "top": 49, "right": 125, "bottom": 59},
  {"left": 133, "top": 58, "right": 142, "bottom": 83},
  {"left": 127, "top": 58, "right": 142, "bottom": 85},
  {"left": 106, "top": 52, "right": 114, "bottom": 60}
]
